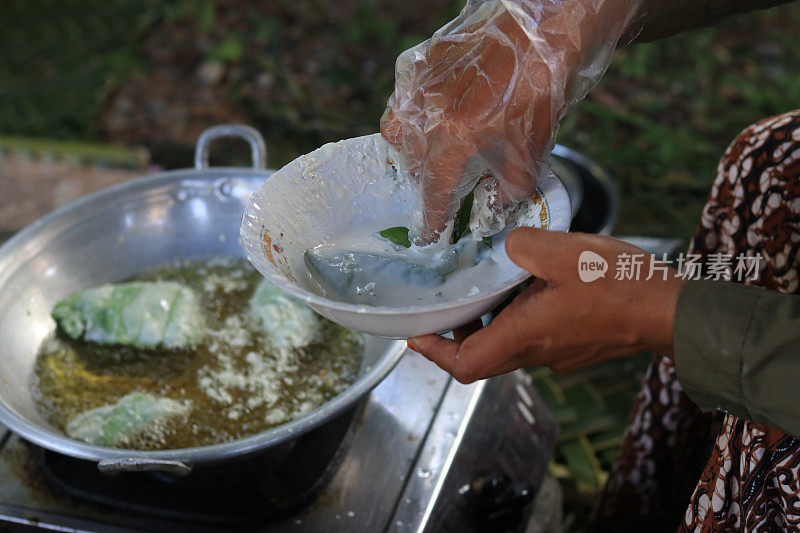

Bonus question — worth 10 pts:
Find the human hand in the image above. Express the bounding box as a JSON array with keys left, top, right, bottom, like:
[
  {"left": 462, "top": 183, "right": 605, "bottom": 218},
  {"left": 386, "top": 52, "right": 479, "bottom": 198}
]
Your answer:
[
  {"left": 407, "top": 228, "right": 685, "bottom": 383},
  {"left": 381, "top": 0, "right": 641, "bottom": 243}
]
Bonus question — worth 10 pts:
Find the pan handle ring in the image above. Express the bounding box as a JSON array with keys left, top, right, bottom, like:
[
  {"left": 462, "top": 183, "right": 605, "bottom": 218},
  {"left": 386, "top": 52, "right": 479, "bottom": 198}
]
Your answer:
[
  {"left": 194, "top": 124, "right": 267, "bottom": 170},
  {"left": 97, "top": 458, "right": 193, "bottom": 476}
]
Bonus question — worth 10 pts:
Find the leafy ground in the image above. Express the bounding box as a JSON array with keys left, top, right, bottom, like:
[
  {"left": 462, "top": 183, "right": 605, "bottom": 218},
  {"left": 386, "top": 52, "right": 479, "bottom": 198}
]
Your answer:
[
  {"left": 3, "top": 1, "right": 799, "bottom": 236},
  {"left": 2, "top": 1, "right": 800, "bottom": 530},
  {"left": 562, "top": 6, "right": 800, "bottom": 238}
]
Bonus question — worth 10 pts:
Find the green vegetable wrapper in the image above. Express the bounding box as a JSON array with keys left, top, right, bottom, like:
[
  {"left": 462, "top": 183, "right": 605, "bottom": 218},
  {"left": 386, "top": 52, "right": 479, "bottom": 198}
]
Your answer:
[
  {"left": 52, "top": 281, "right": 205, "bottom": 349},
  {"left": 66, "top": 392, "right": 189, "bottom": 447},
  {"left": 250, "top": 278, "right": 322, "bottom": 354}
]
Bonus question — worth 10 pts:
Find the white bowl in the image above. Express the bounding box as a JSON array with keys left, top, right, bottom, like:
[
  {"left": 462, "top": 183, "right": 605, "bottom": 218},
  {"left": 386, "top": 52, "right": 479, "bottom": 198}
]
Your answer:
[{"left": 241, "top": 134, "right": 571, "bottom": 339}]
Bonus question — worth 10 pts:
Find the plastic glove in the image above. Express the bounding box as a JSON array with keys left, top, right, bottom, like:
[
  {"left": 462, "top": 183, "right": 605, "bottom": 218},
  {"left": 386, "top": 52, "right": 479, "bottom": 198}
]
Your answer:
[{"left": 381, "top": 0, "right": 642, "bottom": 243}]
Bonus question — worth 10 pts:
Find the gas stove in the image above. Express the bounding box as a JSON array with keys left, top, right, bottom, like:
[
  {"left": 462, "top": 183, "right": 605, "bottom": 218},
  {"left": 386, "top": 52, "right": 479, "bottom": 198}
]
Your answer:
[{"left": 0, "top": 351, "right": 556, "bottom": 532}]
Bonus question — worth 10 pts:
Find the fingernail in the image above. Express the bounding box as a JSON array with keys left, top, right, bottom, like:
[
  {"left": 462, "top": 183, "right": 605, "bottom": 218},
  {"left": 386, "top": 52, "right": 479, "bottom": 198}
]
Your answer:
[{"left": 407, "top": 339, "right": 418, "bottom": 352}]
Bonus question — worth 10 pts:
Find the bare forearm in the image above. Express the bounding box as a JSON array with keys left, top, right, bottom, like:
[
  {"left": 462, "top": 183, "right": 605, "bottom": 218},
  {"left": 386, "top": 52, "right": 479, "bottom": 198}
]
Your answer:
[{"left": 634, "top": 0, "right": 793, "bottom": 42}]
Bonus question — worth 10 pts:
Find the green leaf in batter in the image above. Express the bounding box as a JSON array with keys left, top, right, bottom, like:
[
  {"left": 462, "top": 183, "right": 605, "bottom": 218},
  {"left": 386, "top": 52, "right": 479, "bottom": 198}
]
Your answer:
[
  {"left": 379, "top": 226, "right": 411, "bottom": 248},
  {"left": 452, "top": 190, "right": 474, "bottom": 244}
]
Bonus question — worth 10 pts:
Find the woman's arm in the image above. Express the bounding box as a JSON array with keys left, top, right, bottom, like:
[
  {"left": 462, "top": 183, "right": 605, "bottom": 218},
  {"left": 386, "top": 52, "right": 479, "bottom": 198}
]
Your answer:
[
  {"left": 635, "top": 0, "right": 793, "bottom": 42},
  {"left": 408, "top": 230, "right": 800, "bottom": 439},
  {"left": 674, "top": 279, "right": 800, "bottom": 438},
  {"left": 407, "top": 229, "right": 684, "bottom": 378}
]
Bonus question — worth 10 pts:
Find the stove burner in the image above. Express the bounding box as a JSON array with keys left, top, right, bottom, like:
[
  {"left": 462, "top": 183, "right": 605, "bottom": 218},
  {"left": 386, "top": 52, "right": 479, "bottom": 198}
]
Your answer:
[
  {"left": 34, "top": 403, "right": 362, "bottom": 527},
  {"left": 0, "top": 355, "right": 559, "bottom": 532}
]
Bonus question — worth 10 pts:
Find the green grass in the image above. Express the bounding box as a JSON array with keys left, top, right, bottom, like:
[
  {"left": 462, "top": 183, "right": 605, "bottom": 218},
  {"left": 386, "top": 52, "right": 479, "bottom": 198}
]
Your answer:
[
  {"left": 3, "top": 2, "right": 798, "bottom": 242},
  {"left": 558, "top": 4, "right": 800, "bottom": 239},
  {"left": 0, "top": 0, "right": 157, "bottom": 140}
]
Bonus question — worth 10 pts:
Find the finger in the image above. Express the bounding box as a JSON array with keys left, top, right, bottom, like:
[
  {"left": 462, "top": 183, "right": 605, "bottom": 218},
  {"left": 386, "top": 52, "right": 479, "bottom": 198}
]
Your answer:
[
  {"left": 487, "top": 352, "right": 532, "bottom": 378},
  {"left": 506, "top": 229, "right": 636, "bottom": 285},
  {"left": 419, "top": 129, "right": 473, "bottom": 242},
  {"left": 505, "top": 227, "right": 587, "bottom": 281},
  {"left": 453, "top": 318, "right": 483, "bottom": 343},
  {"left": 410, "top": 298, "right": 538, "bottom": 383},
  {"left": 494, "top": 147, "right": 537, "bottom": 204},
  {"left": 408, "top": 328, "right": 504, "bottom": 384},
  {"left": 380, "top": 107, "right": 403, "bottom": 147},
  {"left": 522, "top": 59, "right": 559, "bottom": 154},
  {"left": 445, "top": 293, "right": 545, "bottom": 383},
  {"left": 451, "top": 350, "right": 532, "bottom": 383},
  {"left": 407, "top": 334, "right": 461, "bottom": 373}
]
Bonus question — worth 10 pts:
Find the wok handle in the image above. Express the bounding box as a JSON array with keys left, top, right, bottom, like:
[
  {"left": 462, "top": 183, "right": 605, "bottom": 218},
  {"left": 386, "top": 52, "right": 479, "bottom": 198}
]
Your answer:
[
  {"left": 97, "top": 458, "right": 193, "bottom": 477},
  {"left": 194, "top": 124, "right": 267, "bottom": 170}
]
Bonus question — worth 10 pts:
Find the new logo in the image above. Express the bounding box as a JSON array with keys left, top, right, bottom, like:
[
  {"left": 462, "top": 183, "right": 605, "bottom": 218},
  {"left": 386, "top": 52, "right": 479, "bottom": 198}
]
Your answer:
[{"left": 578, "top": 251, "right": 608, "bottom": 282}]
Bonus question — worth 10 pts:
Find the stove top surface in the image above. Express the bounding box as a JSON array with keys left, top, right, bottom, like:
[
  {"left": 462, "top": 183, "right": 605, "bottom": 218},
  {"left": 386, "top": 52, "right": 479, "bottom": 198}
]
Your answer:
[{"left": 0, "top": 352, "right": 556, "bottom": 532}]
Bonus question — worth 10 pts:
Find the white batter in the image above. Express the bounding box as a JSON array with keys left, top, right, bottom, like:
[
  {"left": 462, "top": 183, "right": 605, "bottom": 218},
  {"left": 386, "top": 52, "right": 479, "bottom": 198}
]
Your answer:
[{"left": 303, "top": 218, "right": 501, "bottom": 307}]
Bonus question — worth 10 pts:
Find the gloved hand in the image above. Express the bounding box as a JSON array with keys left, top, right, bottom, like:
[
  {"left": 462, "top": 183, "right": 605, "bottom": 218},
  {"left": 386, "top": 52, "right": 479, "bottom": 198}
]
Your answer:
[{"left": 381, "top": 0, "right": 642, "bottom": 243}]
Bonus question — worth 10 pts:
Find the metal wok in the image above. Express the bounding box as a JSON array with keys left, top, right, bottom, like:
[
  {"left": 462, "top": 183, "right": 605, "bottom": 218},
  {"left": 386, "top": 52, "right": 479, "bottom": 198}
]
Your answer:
[{"left": 0, "top": 125, "right": 406, "bottom": 475}]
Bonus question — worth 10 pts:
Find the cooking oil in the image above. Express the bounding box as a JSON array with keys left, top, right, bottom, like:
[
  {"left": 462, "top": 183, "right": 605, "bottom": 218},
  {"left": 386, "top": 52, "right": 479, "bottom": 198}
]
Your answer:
[{"left": 32, "top": 257, "right": 362, "bottom": 450}]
